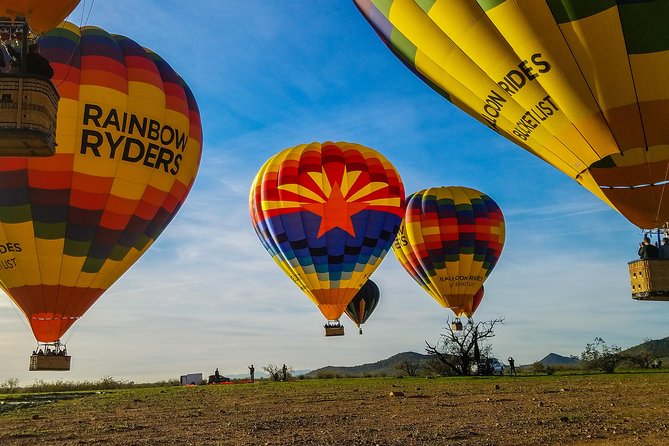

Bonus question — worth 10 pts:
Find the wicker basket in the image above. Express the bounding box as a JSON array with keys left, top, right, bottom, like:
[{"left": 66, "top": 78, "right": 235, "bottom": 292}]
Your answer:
[
  {"left": 628, "top": 259, "right": 669, "bottom": 301},
  {"left": 29, "top": 354, "right": 71, "bottom": 371},
  {"left": 0, "top": 74, "right": 59, "bottom": 157},
  {"left": 324, "top": 325, "right": 345, "bottom": 337}
]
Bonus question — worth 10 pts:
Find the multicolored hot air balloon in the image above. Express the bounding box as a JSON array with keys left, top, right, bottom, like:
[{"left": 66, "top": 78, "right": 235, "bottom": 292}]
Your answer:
[
  {"left": 345, "top": 279, "right": 380, "bottom": 334},
  {"left": 393, "top": 187, "right": 504, "bottom": 326},
  {"left": 0, "top": 22, "right": 202, "bottom": 364},
  {"left": 250, "top": 141, "right": 405, "bottom": 336},
  {"left": 0, "top": 0, "right": 80, "bottom": 34},
  {"left": 354, "top": 0, "right": 669, "bottom": 230}
]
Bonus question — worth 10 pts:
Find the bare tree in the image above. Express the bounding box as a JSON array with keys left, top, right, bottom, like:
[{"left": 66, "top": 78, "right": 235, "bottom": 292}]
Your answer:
[
  {"left": 262, "top": 364, "right": 293, "bottom": 381},
  {"left": 395, "top": 359, "right": 421, "bottom": 377},
  {"left": 425, "top": 317, "right": 504, "bottom": 376},
  {"left": 262, "top": 364, "right": 281, "bottom": 382},
  {"left": 0, "top": 377, "right": 20, "bottom": 393}
]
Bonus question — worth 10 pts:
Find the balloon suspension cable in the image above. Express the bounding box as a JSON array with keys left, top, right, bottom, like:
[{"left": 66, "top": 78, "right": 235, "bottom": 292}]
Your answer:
[
  {"left": 80, "top": 0, "right": 98, "bottom": 27},
  {"left": 61, "top": 316, "right": 82, "bottom": 346},
  {"left": 655, "top": 160, "right": 669, "bottom": 226},
  {"left": 7, "top": 298, "right": 31, "bottom": 332},
  {"left": 47, "top": 0, "right": 98, "bottom": 89}
]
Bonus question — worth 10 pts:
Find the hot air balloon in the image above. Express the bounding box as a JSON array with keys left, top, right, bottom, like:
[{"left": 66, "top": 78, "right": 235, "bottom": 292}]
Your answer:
[
  {"left": 345, "top": 279, "right": 380, "bottom": 334},
  {"left": 393, "top": 187, "right": 504, "bottom": 329},
  {"left": 354, "top": 0, "right": 669, "bottom": 231},
  {"left": 0, "top": 22, "right": 202, "bottom": 370},
  {"left": 250, "top": 141, "right": 405, "bottom": 336}
]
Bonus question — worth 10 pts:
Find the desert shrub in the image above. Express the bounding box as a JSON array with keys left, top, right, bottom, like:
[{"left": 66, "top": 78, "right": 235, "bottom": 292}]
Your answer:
[
  {"left": 581, "top": 337, "right": 623, "bottom": 374},
  {"left": 0, "top": 377, "right": 20, "bottom": 393}
]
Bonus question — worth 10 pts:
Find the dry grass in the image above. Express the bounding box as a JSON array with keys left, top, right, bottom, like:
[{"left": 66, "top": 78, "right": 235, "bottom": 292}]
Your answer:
[{"left": 1, "top": 372, "right": 668, "bottom": 445}]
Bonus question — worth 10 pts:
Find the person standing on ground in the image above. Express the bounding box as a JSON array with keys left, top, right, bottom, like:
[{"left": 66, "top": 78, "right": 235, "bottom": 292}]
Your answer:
[
  {"left": 508, "top": 357, "right": 517, "bottom": 376},
  {"left": 249, "top": 364, "right": 255, "bottom": 383}
]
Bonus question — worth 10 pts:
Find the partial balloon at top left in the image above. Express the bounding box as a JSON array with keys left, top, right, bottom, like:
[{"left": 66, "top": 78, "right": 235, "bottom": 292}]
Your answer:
[
  {"left": 0, "top": 22, "right": 202, "bottom": 344},
  {"left": 0, "top": 1, "right": 80, "bottom": 33}
]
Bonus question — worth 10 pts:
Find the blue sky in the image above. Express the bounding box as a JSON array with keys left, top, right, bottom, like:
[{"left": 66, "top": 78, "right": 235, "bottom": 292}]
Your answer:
[{"left": 0, "top": 0, "right": 665, "bottom": 384}]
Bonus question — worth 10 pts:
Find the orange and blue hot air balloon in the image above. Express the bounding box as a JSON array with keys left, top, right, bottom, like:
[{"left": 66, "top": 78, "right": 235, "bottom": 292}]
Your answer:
[
  {"left": 393, "top": 187, "right": 504, "bottom": 325},
  {"left": 250, "top": 141, "right": 405, "bottom": 335},
  {"left": 345, "top": 279, "right": 380, "bottom": 335},
  {"left": 0, "top": 22, "right": 202, "bottom": 351}
]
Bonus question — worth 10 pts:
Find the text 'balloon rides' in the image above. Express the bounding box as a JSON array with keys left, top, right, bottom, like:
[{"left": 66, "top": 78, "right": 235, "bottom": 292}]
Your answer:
[
  {"left": 345, "top": 279, "right": 380, "bottom": 334},
  {"left": 0, "top": 22, "right": 202, "bottom": 344},
  {"left": 0, "top": 0, "right": 80, "bottom": 33},
  {"left": 354, "top": 0, "right": 669, "bottom": 229},
  {"left": 393, "top": 186, "right": 504, "bottom": 321},
  {"left": 250, "top": 142, "right": 405, "bottom": 334}
]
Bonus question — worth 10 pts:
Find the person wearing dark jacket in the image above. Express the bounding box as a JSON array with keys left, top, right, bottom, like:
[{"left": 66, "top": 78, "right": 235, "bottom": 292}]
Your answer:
[
  {"left": 6, "top": 43, "right": 54, "bottom": 79},
  {"left": 639, "top": 236, "right": 659, "bottom": 259}
]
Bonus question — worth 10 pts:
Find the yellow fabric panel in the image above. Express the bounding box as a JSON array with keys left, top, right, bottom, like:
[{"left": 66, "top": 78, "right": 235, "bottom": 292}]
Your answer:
[
  {"left": 0, "top": 221, "right": 38, "bottom": 287},
  {"left": 485, "top": 0, "right": 619, "bottom": 161},
  {"left": 127, "top": 82, "right": 165, "bottom": 111},
  {"left": 390, "top": 0, "right": 590, "bottom": 177},
  {"left": 109, "top": 177, "right": 147, "bottom": 200},
  {"left": 35, "top": 239, "right": 65, "bottom": 285},
  {"left": 60, "top": 256, "right": 86, "bottom": 287},
  {"left": 559, "top": 10, "right": 637, "bottom": 112},
  {"left": 54, "top": 99, "right": 79, "bottom": 155},
  {"left": 632, "top": 52, "right": 669, "bottom": 102}
]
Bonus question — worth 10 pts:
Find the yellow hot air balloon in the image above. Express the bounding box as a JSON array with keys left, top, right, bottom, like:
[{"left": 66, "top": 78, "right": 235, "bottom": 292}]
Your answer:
[
  {"left": 354, "top": 0, "right": 669, "bottom": 230},
  {"left": 0, "top": 22, "right": 202, "bottom": 370}
]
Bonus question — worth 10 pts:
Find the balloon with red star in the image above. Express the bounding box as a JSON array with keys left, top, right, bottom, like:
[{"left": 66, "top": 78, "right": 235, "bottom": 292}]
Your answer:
[{"left": 250, "top": 141, "right": 405, "bottom": 329}]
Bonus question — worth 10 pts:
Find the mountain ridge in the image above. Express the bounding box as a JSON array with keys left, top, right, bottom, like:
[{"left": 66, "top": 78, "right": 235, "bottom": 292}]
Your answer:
[{"left": 305, "top": 336, "right": 669, "bottom": 376}]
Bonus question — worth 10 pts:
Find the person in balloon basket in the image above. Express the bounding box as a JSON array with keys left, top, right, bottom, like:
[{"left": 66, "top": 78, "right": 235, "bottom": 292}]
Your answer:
[
  {"left": 638, "top": 236, "right": 659, "bottom": 260},
  {"left": 660, "top": 238, "right": 669, "bottom": 260},
  {"left": 5, "top": 42, "right": 54, "bottom": 79}
]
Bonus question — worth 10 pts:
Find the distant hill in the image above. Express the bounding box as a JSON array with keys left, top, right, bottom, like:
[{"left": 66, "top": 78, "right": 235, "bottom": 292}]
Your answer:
[
  {"left": 305, "top": 352, "right": 432, "bottom": 378},
  {"left": 537, "top": 353, "right": 580, "bottom": 367},
  {"left": 623, "top": 336, "right": 669, "bottom": 358}
]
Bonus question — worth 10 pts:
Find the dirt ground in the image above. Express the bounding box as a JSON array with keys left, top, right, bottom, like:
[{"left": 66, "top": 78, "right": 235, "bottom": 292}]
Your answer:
[{"left": 1, "top": 373, "right": 668, "bottom": 446}]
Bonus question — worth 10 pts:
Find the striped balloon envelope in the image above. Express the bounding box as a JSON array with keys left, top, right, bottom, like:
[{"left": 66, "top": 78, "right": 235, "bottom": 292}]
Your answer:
[
  {"left": 393, "top": 186, "right": 504, "bottom": 320},
  {"left": 355, "top": 0, "right": 669, "bottom": 229},
  {"left": 0, "top": 22, "right": 202, "bottom": 343},
  {"left": 250, "top": 142, "right": 405, "bottom": 329}
]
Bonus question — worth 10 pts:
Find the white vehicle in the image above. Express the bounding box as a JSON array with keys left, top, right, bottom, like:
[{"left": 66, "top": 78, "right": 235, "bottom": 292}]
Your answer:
[
  {"left": 474, "top": 358, "right": 504, "bottom": 376},
  {"left": 490, "top": 358, "right": 504, "bottom": 376}
]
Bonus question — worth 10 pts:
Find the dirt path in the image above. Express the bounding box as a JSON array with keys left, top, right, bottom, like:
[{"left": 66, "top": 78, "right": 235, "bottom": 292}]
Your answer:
[{"left": 1, "top": 373, "right": 668, "bottom": 445}]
